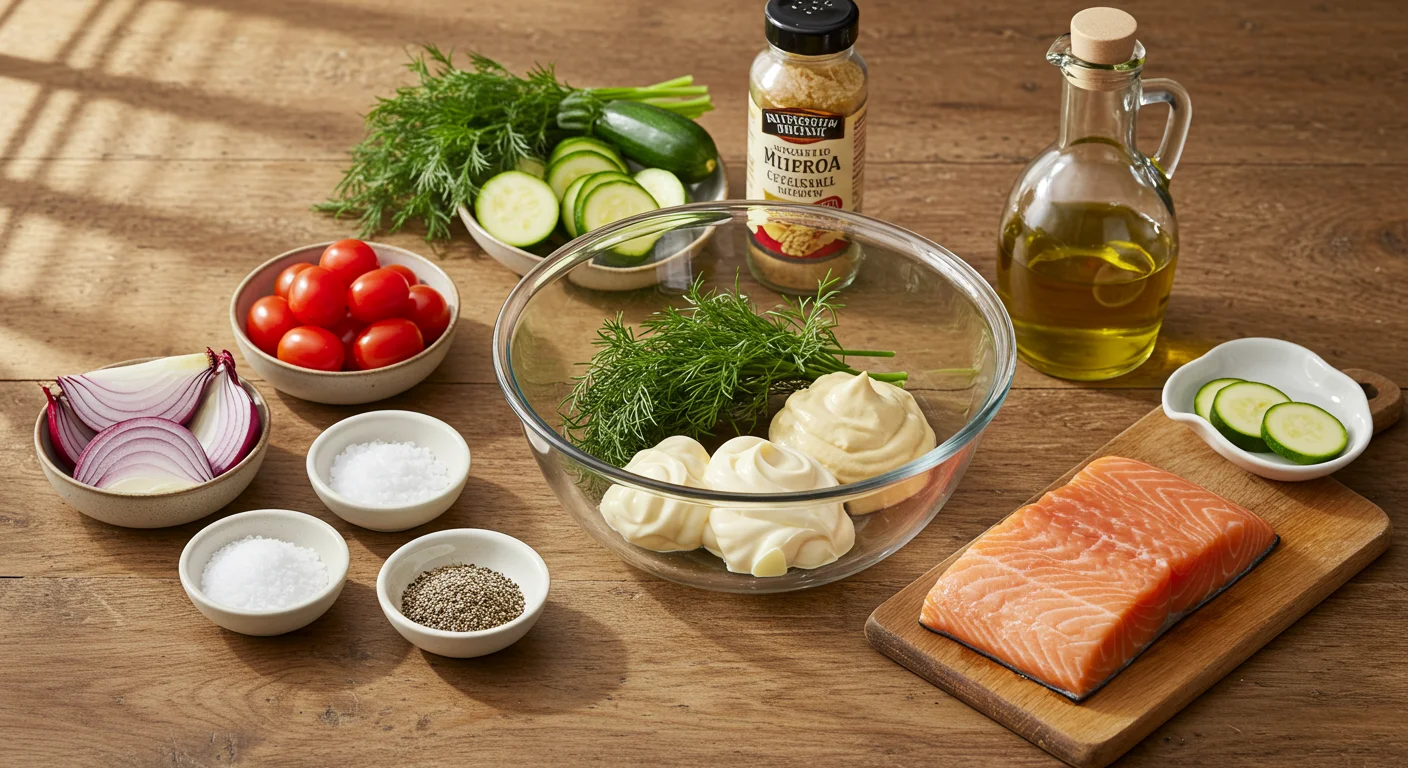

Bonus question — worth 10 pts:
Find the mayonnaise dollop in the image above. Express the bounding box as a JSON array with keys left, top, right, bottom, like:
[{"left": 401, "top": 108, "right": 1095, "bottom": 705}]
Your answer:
[
  {"left": 599, "top": 436, "right": 712, "bottom": 552},
  {"left": 769, "top": 371, "right": 937, "bottom": 514},
  {"left": 701, "top": 436, "right": 855, "bottom": 577}
]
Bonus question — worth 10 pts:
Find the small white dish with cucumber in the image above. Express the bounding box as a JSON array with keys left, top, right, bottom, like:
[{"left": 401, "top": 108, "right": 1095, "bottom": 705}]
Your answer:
[
  {"left": 460, "top": 100, "right": 727, "bottom": 292},
  {"left": 1162, "top": 337, "right": 1398, "bottom": 482}
]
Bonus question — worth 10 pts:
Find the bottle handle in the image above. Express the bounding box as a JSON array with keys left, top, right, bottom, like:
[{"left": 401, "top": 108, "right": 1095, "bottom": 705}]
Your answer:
[{"left": 1140, "top": 78, "right": 1192, "bottom": 180}]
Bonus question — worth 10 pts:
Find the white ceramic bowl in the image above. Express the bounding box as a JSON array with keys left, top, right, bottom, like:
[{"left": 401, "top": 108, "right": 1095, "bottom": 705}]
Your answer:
[
  {"left": 306, "top": 410, "right": 471, "bottom": 532},
  {"left": 34, "top": 358, "right": 272, "bottom": 529},
  {"left": 458, "top": 159, "right": 728, "bottom": 292},
  {"left": 229, "top": 241, "right": 460, "bottom": 405},
  {"left": 376, "top": 528, "right": 549, "bottom": 658},
  {"left": 179, "top": 509, "right": 350, "bottom": 636},
  {"left": 1162, "top": 338, "right": 1373, "bottom": 481}
]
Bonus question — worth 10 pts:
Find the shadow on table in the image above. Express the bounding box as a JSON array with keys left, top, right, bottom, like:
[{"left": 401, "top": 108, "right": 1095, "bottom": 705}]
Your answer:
[
  {"left": 423, "top": 604, "right": 625, "bottom": 714},
  {"left": 220, "top": 579, "right": 412, "bottom": 681}
]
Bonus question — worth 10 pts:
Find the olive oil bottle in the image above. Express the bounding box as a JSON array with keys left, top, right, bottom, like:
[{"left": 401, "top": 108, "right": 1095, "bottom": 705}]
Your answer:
[
  {"left": 998, "top": 202, "right": 1176, "bottom": 380},
  {"left": 997, "top": 8, "right": 1190, "bottom": 380}
]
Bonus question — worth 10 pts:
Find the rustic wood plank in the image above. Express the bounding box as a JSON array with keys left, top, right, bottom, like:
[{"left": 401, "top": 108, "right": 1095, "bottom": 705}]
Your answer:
[
  {"left": 867, "top": 407, "right": 1393, "bottom": 767},
  {"left": 7, "top": 380, "right": 1404, "bottom": 584},
  {"left": 1, "top": 575, "right": 1403, "bottom": 766},
  {"left": 1, "top": 160, "right": 1406, "bottom": 390},
  {"left": 0, "top": 1, "right": 1402, "bottom": 165}
]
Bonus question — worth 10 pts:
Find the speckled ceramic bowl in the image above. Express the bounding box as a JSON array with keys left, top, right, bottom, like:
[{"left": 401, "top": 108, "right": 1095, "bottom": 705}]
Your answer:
[
  {"left": 229, "top": 241, "right": 460, "bottom": 405},
  {"left": 34, "top": 358, "right": 272, "bottom": 528}
]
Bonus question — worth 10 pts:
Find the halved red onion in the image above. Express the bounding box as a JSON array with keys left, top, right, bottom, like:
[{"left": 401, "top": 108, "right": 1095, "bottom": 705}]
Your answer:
[
  {"left": 43, "top": 385, "right": 96, "bottom": 468},
  {"left": 59, "top": 350, "right": 217, "bottom": 432},
  {"left": 73, "top": 417, "right": 214, "bottom": 493},
  {"left": 189, "top": 352, "right": 261, "bottom": 476}
]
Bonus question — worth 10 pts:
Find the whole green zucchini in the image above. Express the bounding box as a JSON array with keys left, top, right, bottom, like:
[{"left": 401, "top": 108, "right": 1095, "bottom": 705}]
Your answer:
[{"left": 593, "top": 101, "right": 719, "bottom": 184}]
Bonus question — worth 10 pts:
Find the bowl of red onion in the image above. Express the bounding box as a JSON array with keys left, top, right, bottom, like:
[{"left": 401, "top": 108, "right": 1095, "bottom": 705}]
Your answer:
[
  {"left": 34, "top": 350, "right": 271, "bottom": 528},
  {"left": 229, "top": 240, "right": 460, "bottom": 406}
]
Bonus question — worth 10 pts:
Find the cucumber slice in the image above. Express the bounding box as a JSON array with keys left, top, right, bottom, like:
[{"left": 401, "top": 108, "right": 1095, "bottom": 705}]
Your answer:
[
  {"left": 1262, "top": 402, "right": 1347, "bottom": 464},
  {"left": 1210, "top": 381, "right": 1290, "bottom": 453},
  {"left": 572, "top": 171, "right": 636, "bottom": 235},
  {"left": 515, "top": 155, "right": 547, "bottom": 179},
  {"left": 549, "top": 137, "right": 626, "bottom": 170},
  {"left": 1194, "top": 378, "right": 1243, "bottom": 421},
  {"left": 545, "top": 151, "right": 622, "bottom": 198},
  {"left": 474, "top": 171, "right": 559, "bottom": 247},
  {"left": 633, "top": 168, "right": 688, "bottom": 208},
  {"left": 559, "top": 176, "right": 591, "bottom": 238},
  {"left": 576, "top": 181, "right": 660, "bottom": 257}
]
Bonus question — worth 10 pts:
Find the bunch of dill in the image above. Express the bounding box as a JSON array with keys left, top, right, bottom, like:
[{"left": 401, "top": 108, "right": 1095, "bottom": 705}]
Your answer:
[
  {"left": 318, "top": 46, "right": 711, "bottom": 241},
  {"left": 560, "top": 277, "right": 905, "bottom": 467}
]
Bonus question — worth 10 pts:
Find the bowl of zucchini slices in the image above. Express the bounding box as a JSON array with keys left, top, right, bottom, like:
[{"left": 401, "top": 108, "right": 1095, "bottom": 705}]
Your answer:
[
  {"left": 1162, "top": 337, "right": 1382, "bottom": 481},
  {"left": 460, "top": 104, "right": 726, "bottom": 292}
]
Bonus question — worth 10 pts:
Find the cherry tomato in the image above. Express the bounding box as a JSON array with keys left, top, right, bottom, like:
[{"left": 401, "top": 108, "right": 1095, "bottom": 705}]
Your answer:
[
  {"left": 277, "top": 326, "right": 345, "bottom": 371},
  {"left": 319, "top": 239, "right": 379, "bottom": 286},
  {"left": 287, "top": 266, "right": 347, "bottom": 327},
  {"left": 383, "top": 263, "right": 418, "bottom": 287},
  {"left": 274, "top": 262, "right": 314, "bottom": 299},
  {"left": 353, "top": 318, "right": 424, "bottom": 370},
  {"left": 348, "top": 267, "right": 410, "bottom": 323},
  {"left": 327, "top": 313, "right": 366, "bottom": 371},
  {"left": 403, "top": 284, "right": 451, "bottom": 343},
  {"left": 246, "top": 296, "right": 299, "bottom": 356}
]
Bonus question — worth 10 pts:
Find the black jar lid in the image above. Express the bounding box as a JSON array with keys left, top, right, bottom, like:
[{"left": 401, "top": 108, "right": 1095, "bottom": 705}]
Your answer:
[{"left": 765, "top": 0, "right": 860, "bottom": 56}]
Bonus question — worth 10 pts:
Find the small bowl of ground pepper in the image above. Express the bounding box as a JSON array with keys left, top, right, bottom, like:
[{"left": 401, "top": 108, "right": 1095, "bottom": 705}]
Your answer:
[{"left": 376, "top": 528, "right": 549, "bottom": 658}]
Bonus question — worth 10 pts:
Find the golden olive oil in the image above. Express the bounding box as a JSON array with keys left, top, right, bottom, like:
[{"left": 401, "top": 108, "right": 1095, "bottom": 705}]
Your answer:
[{"left": 997, "top": 202, "right": 1176, "bottom": 380}]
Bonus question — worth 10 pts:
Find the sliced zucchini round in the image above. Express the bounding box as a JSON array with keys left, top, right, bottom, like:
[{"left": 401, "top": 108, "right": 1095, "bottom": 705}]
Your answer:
[
  {"left": 1262, "top": 402, "right": 1347, "bottom": 465},
  {"left": 576, "top": 181, "right": 660, "bottom": 257},
  {"left": 1194, "top": 377, "right": 1243, "bottom": 421},
  {"left": 559, "top": 175, "right": 591, "bottom": 238},
  {"left": 474, "top": 170, "right": 559, "bottom": 248},
  {"left": 571, "top": 171, "right": 636, "bottom": 235},
  {"left": 1210, "top": 381, "right": 1289, "bottom": 453},
  {"left": 545, "top": 151, "right": 622, "bottom": 198},
  {"left": 549, "top": 136, "right": 627, "bottom": 170},
  {"left": 633, "top": 168, "right": 688, "bottom": 208}
]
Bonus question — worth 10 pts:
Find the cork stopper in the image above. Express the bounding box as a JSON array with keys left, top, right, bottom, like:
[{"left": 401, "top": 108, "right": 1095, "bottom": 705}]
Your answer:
[{"left": 1070, "top": 7, "right": 1137, "bottom": 65}]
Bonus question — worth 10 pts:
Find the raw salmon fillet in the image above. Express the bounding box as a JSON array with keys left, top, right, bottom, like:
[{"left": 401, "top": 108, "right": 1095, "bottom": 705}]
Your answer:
[{"left": 920, "top": 456, "right": 1277, "bottom": 700}]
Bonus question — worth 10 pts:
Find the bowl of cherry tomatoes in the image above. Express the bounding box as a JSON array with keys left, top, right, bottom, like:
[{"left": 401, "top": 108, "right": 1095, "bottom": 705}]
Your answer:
[{"left": 230, "top": 239, "right": 460, "bottom": 405}]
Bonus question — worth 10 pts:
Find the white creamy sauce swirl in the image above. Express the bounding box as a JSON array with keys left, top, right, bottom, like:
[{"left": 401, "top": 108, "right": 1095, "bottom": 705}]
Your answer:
[
  {"left": 769, "top": 371, "right": 937, "bottom": 513},
  {"left": 701, "top": 436, "right": 854, "bottom": 577},
  {"left": 599, "top": 435, "right": 712, "bottom": 552}
]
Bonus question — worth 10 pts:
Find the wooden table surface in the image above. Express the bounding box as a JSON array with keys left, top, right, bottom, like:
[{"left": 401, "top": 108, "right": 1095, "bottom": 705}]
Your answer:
[{"left": 3, "top": 1, "right": 1405, "bottom": 765}]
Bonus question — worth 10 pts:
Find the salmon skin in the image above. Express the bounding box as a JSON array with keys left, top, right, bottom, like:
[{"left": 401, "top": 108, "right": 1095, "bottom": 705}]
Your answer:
[{"left": 920, "top": 456, "right": 1278, "bottom": 701}]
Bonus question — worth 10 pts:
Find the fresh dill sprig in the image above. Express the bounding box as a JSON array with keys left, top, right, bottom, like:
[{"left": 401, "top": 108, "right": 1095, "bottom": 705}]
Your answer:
[
  {"left": 317, "top": 46, "right": 712, "bottom": 241},
  {"left": 560, "top": 277, "right": 905, "bottom": 467}
]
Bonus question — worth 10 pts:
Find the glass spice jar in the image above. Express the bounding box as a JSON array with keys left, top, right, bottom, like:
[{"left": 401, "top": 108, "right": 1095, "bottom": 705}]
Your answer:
[{"left": 746, "top": 0, "right": 868, "bottom": 294}]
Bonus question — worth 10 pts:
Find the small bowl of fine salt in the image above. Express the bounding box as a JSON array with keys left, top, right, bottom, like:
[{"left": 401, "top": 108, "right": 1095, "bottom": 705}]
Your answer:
[
  {"left": 178, "top": 509, "right": 350, "bottom": 636},
  {"left": 306, "top": 410, "right": 471, "bottom": 532}
]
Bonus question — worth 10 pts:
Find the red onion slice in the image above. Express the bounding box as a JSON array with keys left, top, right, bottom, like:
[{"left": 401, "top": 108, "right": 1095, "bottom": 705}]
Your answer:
[
  {"left": 73, "top": 417, "right": 214, "bottom": 493},
  {"left": 43, "top": 385, "right": 96, "bottom": 468},
  {"left": 59, "top": 350, "right": 217, "bottom": 432},
  {"left": 189, "top": 352, "right": 261, "bottom": 476}
]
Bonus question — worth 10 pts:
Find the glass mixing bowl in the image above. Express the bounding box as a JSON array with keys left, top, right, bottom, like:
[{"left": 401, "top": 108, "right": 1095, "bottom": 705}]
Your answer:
[{"left": 493, "top": 202, "right": 1015, "bottom": 593}]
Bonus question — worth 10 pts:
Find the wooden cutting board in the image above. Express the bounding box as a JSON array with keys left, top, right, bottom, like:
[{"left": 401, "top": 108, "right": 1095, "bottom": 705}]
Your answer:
[{"left": 866, "top": 369, "right": 1401, "bottom": 768}]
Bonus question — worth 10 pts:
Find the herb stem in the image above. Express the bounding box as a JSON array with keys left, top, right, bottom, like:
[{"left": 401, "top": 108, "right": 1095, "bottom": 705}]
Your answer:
[{"left": 824, "top": 348, "right": 897, "bottom": 358}]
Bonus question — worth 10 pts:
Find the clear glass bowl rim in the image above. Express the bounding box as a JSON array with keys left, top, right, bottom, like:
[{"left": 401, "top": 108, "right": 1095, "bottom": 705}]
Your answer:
[{"left": 492, "top": 201, "right": 1016, "bottom": 506}]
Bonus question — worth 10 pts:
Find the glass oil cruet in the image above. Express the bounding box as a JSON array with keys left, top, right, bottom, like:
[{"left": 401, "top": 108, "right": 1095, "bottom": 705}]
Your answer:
[{"left": 996, "top": 7, "right": 1191, "bottom": 381}]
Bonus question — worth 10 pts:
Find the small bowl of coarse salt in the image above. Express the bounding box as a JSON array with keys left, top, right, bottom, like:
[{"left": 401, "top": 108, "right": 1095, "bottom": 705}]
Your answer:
[
  {"left": 376, "top": 528, "right": 550, "bottom": 658},
  {"left": 306, "top": 410, "right": 471, "bottom": 532},
  {"left": 178, "top": 509, "right": 350, "bottom": 636}
]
